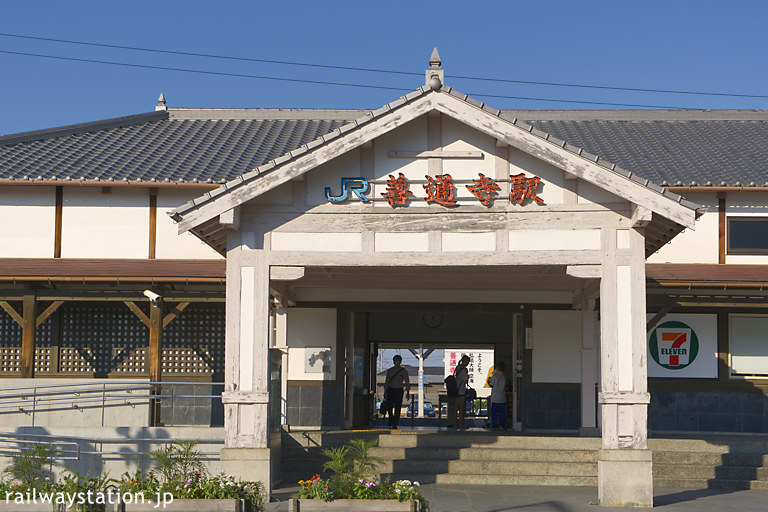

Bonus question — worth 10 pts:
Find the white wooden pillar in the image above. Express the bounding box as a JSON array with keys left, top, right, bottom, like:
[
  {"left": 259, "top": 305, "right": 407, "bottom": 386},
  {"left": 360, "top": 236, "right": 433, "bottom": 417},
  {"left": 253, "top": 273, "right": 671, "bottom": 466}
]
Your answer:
[
  {"left": 220, "top": 234, "right": 273, "bottom": 493},
  {"left": 597, "top": 226, "right": 653, "bottom": 507},
  {"left": 580, "top": 295, "right": 598, "bottom": 434}
]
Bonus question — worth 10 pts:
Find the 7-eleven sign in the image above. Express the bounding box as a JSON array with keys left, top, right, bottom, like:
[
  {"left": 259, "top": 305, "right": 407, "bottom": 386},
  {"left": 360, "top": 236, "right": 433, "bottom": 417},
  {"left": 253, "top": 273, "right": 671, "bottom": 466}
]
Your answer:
[{"left": 649, "top": 321, "right": 700, "bottom": 370}]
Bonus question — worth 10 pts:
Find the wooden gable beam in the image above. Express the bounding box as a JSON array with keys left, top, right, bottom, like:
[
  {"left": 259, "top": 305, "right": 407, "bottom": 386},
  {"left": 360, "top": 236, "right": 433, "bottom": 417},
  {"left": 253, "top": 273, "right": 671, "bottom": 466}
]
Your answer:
[
  {"left": 177, "top": 93, "right": 435, "bottom": 233},
  {"left": 432, "top": 95, "right": 698, "bottom": 230}
]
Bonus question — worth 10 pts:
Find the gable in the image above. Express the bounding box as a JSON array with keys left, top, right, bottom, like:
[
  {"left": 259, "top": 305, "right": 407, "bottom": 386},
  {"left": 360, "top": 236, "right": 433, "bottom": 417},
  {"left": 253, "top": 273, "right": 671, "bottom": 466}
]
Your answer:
[{"left": 172, "top": 86, "right": 700, "bottom": 254}]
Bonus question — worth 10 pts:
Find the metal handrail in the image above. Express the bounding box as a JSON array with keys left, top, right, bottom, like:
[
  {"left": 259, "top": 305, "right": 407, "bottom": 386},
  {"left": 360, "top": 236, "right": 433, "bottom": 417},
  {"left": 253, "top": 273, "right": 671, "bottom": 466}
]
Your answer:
[
  {"left": 0, "top": 381, "right": 225, "bottom": 426},
  {"left": 0, "top": 432, "right": 224, "bottom": 459},
  {"left": 0, "top": 393, "right": 221, "bottom": 410},
  {"left": 0, "top": 381, "right": 223, "bottom": 393}
]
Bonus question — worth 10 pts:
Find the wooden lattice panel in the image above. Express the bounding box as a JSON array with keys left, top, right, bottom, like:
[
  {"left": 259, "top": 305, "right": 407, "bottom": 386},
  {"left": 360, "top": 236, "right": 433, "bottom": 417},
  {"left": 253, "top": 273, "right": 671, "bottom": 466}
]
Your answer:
[
  {"left": 60, "top": 304, "right": 147, "bottom": 375},
  {"left": 0, "top": 304, "right": 22, "bottom": 374},
  {"left": 33, "top": 315, "right": 54, "bottom": 374},
  {"left": 163, "top": 305, "right": 225, "bottom": 375}
]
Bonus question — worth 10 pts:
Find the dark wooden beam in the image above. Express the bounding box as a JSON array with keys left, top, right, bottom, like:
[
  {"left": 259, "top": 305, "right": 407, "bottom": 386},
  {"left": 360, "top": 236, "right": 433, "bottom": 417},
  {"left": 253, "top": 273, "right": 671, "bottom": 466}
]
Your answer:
[
  {"left": 148, "top": 303, "right": 163, "bottom": 383},
  {"left": 718, "top": 192, "right": 726, "bottom": 264},
  {"left": 21, "top": 295, "right": 36, "bottom": 378},
  {"left": 36, "top": 300, "right": 64, "bottom": 328},
  {"left": 148, "top": 192, "right": 157, "bottom": 259},
  {"left": 54, "top": 186, "right": 63, "bottom": 258}
]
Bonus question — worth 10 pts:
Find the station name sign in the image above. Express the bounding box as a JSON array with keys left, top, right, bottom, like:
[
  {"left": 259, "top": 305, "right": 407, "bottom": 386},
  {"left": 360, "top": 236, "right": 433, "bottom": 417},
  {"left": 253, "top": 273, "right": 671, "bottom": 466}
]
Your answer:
[{"left": 325, "top": 173, "right": 543, "bottom": 207}]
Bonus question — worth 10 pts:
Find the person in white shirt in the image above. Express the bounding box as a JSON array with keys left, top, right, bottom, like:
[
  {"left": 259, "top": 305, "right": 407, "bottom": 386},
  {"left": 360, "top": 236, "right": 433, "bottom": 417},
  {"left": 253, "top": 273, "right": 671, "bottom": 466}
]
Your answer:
[
  {"left": 384, "top": 355, "right": 410, "bottom": 429},
  {"left": 488, "top": 362, "right": 508, "bottom": 429}
]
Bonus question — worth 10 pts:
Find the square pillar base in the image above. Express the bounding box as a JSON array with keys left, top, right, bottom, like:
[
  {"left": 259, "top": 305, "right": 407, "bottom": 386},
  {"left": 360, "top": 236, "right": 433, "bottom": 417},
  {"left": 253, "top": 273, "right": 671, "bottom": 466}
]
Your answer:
[
  {"left": 221, "top": 447, "right": 274, "bottom": 501},
  {"left": 598, "top": 449, "right": 653, "bottom": 508}
]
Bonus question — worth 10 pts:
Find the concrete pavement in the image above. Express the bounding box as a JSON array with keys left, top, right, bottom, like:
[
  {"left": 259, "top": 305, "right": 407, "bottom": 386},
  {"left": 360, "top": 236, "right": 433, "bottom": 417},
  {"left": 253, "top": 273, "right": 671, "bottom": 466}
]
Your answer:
[{"left": 266, "top": 483, "right": 768, "bottom": 511}]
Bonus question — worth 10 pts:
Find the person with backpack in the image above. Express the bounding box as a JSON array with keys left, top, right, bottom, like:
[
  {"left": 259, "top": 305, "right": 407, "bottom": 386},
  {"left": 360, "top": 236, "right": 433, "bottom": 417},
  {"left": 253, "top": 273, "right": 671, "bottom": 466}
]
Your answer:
[
  {"left": 384, "top": 355, "right": 410, "bottom": 429},
  {"left": 454, "top": 355, "right": 471, "bottom": 430}
]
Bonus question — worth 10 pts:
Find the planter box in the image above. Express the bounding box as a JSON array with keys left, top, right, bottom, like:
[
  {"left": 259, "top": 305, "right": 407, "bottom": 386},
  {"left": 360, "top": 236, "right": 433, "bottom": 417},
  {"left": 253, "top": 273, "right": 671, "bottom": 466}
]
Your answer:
[
  {"left": 122, "top": 499, "right": 246, "bottom": 511},
  {"left": 289, "top": 498, "right": 418, "bottom": 512}
]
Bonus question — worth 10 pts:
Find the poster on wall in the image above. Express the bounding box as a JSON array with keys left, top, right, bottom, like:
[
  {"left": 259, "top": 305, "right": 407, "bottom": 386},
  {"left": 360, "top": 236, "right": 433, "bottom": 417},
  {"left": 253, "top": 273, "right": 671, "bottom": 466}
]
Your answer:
[
  {"left": 647, "top": 313, "right": 718, "bottom": 378},
  {"left": 444, "top": 350, "right": 494, "bottom": 398}
]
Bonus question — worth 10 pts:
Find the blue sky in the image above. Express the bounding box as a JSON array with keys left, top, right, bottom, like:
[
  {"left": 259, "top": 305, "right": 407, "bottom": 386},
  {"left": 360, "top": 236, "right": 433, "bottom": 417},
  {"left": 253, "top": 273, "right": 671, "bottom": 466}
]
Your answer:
[{"left": 2, "top": 1, "right": 768, "bottom": 135}]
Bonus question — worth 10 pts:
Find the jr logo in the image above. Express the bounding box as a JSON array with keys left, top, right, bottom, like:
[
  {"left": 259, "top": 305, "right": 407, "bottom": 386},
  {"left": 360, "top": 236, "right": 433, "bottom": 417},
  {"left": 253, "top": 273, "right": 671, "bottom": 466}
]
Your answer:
[
  {"left": 649, "top": 320, "right": 699, "bottom": 370},
  {"left": 325, "top": 177, "right": 369, "bottom": 202}
]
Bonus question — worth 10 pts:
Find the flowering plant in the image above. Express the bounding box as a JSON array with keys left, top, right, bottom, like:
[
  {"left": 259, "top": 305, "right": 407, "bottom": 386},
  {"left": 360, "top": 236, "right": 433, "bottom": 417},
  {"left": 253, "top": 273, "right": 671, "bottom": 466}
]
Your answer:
[
  {"left": 393, "top": 479, "right": 423, "bottom": 503},
  {"left": 294, "top": 439, "right": 428, "bottom": 509},
  {"left": 296, "top": 474, "right": 332, "bottom": 501},
  {"left": 352, "top": 477, "right": 381, "bottom": 499}
]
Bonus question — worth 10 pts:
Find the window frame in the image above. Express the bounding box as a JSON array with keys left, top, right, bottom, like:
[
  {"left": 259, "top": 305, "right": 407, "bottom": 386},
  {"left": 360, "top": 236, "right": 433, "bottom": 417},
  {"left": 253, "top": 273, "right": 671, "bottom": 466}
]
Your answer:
[
  {"left": 727, "top": 216, "right": 768, "bottom": 255},
  {"left": 729, "top": 313, "right": 768, "bottom": 379}
]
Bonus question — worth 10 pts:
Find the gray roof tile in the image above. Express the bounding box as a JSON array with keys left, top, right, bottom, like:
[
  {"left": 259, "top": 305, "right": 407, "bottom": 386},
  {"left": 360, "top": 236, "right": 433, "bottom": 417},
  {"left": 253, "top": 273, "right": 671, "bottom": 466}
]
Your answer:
[{"left": 4, "top": 101, "right": 768, "bottom": 199}]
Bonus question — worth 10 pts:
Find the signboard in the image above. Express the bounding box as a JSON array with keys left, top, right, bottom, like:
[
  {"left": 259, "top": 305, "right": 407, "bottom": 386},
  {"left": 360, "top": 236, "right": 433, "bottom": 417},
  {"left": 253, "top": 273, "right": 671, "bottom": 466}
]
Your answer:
[
  {"left": 444, "top": 350, "right": 494, "bottom": 398},
  {"left": 647, "top": 314, "right": 717, "bottom": 378},
  {"left": 325, "top": 172, "right": 542, "bottom": 207}
]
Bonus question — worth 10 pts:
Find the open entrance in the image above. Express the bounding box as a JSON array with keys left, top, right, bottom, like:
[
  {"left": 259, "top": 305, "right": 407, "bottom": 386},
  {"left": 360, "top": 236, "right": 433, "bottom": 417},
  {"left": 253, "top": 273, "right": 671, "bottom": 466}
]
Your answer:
[{"left": 345, "top": 309, "right": 526, "bottom": 430}]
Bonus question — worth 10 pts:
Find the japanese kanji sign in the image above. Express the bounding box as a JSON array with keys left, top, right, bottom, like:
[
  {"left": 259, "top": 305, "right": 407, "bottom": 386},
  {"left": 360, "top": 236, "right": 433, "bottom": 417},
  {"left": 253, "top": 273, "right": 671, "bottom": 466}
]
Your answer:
[
  {"left": 424, "top": 174, "right": 457, "bottom": 206},
  {"left": 327, "top": 172, "right": 544, "bottom": 207},
  {"left": 381, "top": 173, "right": 413, "bottom": 206}
]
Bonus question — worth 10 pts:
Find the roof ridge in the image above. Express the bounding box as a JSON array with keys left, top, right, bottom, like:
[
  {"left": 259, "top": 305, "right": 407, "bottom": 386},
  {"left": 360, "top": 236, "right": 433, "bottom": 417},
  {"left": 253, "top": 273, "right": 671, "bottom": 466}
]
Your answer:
[
  {"left": 167, "top": 108, "right": 371, "bottom": 121},
  {"left": 0, "top": 111, "right": 169, "bottom": 146}
]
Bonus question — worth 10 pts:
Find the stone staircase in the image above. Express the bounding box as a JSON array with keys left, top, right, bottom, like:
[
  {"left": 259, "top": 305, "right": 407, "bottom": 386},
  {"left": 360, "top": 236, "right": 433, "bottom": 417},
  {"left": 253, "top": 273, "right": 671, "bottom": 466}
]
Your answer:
[
  {"left": 650, "top": 437, "right": 768, "bottom": 490},
  {"left": 282, "top": 431, "right": 768, "bottom": 490}
]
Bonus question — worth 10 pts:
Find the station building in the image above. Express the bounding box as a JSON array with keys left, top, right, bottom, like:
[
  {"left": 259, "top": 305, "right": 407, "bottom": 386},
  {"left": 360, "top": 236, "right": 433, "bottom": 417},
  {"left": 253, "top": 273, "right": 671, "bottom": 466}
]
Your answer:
[{"left": 3, "top": 51, "right": 768, "bottom": 505}]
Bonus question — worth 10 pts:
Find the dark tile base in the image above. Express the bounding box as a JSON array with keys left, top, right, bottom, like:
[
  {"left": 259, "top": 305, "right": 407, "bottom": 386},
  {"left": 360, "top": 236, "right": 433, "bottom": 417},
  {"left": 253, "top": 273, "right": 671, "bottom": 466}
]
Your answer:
[{"left": 649, "top": 391, "right": 768, "bottom": 433}]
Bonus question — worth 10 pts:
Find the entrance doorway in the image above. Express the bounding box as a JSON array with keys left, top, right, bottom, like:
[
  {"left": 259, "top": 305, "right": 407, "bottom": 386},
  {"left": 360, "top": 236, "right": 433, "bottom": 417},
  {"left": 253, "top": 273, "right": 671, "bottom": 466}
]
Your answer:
[{"left": 353, "top": 309, "right": 525, "bottom": 430}]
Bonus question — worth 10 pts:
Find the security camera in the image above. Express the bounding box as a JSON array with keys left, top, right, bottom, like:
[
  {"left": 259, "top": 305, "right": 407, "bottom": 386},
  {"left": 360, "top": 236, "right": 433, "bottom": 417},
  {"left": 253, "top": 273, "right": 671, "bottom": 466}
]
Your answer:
[{"left": 143, "top": 290, "right": 162, "bottom": 304}]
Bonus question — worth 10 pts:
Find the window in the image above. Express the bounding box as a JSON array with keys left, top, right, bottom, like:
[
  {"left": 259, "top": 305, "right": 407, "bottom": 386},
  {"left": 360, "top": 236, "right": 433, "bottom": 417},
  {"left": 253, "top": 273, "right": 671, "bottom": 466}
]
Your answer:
[
  {"left": 730, "top": 314, "right": 768, "bottom": 377},
  {"left": 727, "top": 217, "right": 768, "bottom": 254}
]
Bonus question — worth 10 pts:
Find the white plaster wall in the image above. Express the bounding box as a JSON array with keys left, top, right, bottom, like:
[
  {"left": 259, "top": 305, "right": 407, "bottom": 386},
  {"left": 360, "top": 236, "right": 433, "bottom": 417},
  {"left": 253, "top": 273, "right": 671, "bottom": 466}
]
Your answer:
[
  {"left": 577, "top": 180, "right": 623, "bottom": 205},
  {"left": 725, "top": 191, "right": 768, "bottom": 264},
  {"left": 509, "top": 229, "right": 601, "bottom": 251},
  {"left": 442, "top": 232, "right": 496, "bottom": 252},
  {"left": 0, "top": 186, "right": 56, "bottom": 257},
  {"left": 272, "top": 232, "right": 362, "bottom": 252},
  {"left": 372, "top": 116, "right": 429, "bottom": 207},
  {"left": 532, "top": 310, "right": 582, "bottom": 383},
  {"left": 375, "top": 232, "right": 429, "bottom": 252},
  {"left": 286, "top": 308, "right": 337, "bottom": 381},
  {"left": 648, "top": 192, "right": 718, "bottom": 264},
  {"left": 441, "top": 116, "right": 496, "bottom": 178},
  {"left": 156, "top": 189, "right": 224, "bottom": 259},
  {"left": 509, "top": 148, "right": 566, "bottom": 205},
  {"left": 306, "top": 150, "right": 362, "bottom": 206},
  {"left": 61, "top": 188, "right": 148, "bottom": 258}
]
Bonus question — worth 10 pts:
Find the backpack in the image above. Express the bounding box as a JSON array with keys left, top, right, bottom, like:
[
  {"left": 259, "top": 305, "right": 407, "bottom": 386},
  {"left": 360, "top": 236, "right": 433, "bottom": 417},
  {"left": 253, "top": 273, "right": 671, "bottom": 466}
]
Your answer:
[{"left": 444, "top": 374, "right": 459, "bottom": 396}]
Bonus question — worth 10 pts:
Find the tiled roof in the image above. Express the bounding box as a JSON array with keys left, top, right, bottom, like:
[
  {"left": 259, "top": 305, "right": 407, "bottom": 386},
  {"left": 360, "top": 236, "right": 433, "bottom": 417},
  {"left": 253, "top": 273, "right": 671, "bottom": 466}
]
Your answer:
[
  {"left": 516, "top": 111, "right": 768, "bottom": 187},
  {"left": 4, "top": 96, "right": 768, "bottom": 191},
  {"left": 0, "top": 109, "right": 365, "bottom": 184}
]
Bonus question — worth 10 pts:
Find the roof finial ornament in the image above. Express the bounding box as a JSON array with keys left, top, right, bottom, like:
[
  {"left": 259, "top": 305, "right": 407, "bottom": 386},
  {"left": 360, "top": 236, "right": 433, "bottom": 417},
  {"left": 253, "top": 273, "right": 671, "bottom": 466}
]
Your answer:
[
  {"left": 425, "top": 47, "right": 444, "bottom": 90},
  {"left": 155, "top": 92, "right": 167, "bottom": 111}
]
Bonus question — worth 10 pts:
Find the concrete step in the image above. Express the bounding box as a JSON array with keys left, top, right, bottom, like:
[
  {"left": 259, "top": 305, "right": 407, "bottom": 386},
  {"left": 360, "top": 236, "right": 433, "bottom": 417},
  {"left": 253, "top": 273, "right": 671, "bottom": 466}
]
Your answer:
[
  {"left": 383, "top": 460, "right": 597, "bottom": 476},
  {"left": 648, "top": 437, "right": 768, "bottom": 454},
  {"left": 652, "top": 478, "right": 768, "bottom": 490},
  {"left": 376, "top": 433, "right": 600, "bottom": 450},
  {"left": 653, "top": 464, "right": 765, "bottom": 481},
  {"left": 282, "top": 446, "right": 598, "bottom": 463},
  {"left": 652, "top": 451, "right": 768, "bottom": 466},
  {"left": 385, "top": 473, "right": 599, "bottom": 486}
]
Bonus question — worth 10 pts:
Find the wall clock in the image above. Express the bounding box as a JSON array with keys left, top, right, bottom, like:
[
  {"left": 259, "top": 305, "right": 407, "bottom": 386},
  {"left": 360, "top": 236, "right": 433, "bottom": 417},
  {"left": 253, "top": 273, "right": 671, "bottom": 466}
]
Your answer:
[{"left": 423, "top": 312, "right": 443, "bottom": 328}]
